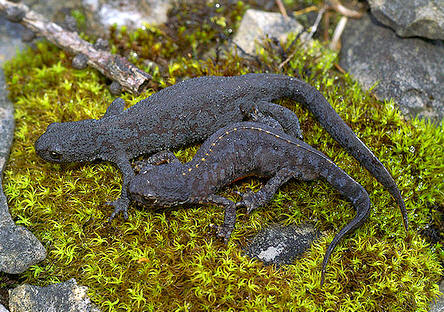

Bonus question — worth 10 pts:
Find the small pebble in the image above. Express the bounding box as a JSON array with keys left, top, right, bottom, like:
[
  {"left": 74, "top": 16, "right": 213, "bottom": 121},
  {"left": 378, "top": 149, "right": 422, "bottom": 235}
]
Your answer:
[
  {"left": 109, "top": 81, "right": 122, "bottom": 95},
  {"left": 71, "top": 53, "right": 88, "bottom": 70},
  {"left": 94, "top": 38, "right": 109, "bottom": 50},
  {"left": 63, "top": 15, "right": 78, "bottom": 32},
  {"left": 21, "top": 28, "right": 35, "bottom": 42},
  {"left": 5, "top": 6, "right": 26, "bottom": 23}
]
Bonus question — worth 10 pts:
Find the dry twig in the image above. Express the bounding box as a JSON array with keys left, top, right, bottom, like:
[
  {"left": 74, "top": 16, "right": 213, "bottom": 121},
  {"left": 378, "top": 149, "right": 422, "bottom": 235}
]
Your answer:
[
  {"left": 329, "top": 16, "right": 348, "bottom": 51},
  {"left": 327, "top": 0, "right": 363, "bottom": 18},
  {"left": 293, "top": 5, "right": 318, "bottom": 16},
  {"left": 305, "top": 6, "right": 326, "bottom": 42},
  {"left": 278, "top": 6, "right": 326, "bottom": 69},
  {"left": 0, "top": 0, "right": 151, "bottom": 95},
  {"left": 275, "top": 0, "right": 288, "bottom": 18}
]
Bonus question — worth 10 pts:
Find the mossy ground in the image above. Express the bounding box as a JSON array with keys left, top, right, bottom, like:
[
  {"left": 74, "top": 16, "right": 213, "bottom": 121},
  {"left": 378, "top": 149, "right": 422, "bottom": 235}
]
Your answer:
[{"left": 1, "top": 1, "right": 443, "bottom": 311}]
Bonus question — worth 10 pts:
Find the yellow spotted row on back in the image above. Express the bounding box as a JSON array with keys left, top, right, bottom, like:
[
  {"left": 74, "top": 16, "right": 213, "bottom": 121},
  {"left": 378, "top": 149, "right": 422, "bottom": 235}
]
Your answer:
[{"left": 182, "top": 125, "right": 334, "bottom": 176}]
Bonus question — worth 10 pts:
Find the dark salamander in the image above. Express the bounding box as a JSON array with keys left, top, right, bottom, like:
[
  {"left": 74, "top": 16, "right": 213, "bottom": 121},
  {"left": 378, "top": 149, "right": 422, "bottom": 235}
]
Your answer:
[
  {"left": 128, "top": 122, "right": 372, "bottom": 286},
  {"left": 35, "top": 73, "right": 407, "bottom": 230}
]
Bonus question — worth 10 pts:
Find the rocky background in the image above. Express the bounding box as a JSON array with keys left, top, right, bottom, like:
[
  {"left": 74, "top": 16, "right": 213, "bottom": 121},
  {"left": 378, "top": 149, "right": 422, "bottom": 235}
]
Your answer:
[
  {"left": 0, "top": 0, "right": 442, "bottom": 311},
  {"left": 341, "top": 0, "right": 443, "bottom": 122}
]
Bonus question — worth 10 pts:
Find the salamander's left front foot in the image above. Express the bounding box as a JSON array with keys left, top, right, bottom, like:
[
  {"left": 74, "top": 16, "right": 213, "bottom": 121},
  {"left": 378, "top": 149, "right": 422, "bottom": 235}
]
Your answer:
[{"left": 106, "top": 197, "right": 130, "bottom": 221}]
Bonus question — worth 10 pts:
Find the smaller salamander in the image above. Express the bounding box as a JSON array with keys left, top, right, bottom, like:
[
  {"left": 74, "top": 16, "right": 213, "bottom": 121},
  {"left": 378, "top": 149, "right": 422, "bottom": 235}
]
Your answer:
[{"left": 128, "top": 122, "right": 372, "bottom": 285}]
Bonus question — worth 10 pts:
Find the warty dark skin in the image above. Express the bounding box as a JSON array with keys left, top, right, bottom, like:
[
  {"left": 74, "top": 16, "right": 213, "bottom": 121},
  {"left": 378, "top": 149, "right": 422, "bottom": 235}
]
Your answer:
[
  {"left": 128, "top": 122, "right": 372, "bottom": 286},
  {"left": 34, "top": 73, "right": 408, "bottom": 230}
]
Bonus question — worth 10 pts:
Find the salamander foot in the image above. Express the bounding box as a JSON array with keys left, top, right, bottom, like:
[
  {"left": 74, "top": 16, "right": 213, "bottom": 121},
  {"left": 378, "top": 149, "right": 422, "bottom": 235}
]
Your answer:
[{"left": 107, "top": 197, "right": 129, "bottom": 221}]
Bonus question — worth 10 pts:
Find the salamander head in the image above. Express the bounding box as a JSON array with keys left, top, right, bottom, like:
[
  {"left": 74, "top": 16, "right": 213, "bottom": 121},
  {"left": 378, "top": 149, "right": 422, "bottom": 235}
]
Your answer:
[
  {"left": 128, "top": 163, "right": 190, "bottom": 208},
  {"left": 35, "top": 119, "right": 101, "bottom": 163}
]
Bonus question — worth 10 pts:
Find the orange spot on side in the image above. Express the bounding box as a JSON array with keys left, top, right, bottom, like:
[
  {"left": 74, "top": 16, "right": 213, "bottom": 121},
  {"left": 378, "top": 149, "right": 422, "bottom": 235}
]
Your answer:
[{"left": 231, "top": 174, "right": 255, "bottom": 184}]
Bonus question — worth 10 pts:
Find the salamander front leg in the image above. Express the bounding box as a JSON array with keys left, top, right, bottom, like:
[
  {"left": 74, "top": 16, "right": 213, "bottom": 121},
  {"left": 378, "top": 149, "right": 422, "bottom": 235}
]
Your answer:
[
  {"left": 107, "top": 156, "right": 134, "bottom": 221},
  {"left": 134, "top": 150, "right": 180, "bottom": 173},
  {"left": 144, "top": 150, "right": 180, "bottom": 165}
]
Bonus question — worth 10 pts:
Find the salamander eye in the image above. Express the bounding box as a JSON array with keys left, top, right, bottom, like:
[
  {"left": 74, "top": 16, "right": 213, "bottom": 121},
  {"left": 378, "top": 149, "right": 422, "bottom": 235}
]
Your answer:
[{"left": 49, "top": 151, "right": 62, "bottom": 160}]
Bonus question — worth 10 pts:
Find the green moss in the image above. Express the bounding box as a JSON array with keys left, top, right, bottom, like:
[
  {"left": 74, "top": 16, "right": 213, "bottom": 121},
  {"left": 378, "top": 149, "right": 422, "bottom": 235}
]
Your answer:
[
  {"left": 71, "top": 10, "right": 86, "bottom": 30},
  {"left": 109, "top": 0, "right": 246, "bottom": 68},
  {"left": 2, "top": 2, "right": 443, "bottom": 311}
]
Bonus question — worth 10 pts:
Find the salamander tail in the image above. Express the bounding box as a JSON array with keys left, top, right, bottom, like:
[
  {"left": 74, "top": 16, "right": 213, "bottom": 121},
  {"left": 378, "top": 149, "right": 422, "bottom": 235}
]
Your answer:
[
  {"left": 287, "top": 77, "right": 408, "bottom": 231},
  {"left": 320, "top": 194, "right": 371, "bottom": 287}
]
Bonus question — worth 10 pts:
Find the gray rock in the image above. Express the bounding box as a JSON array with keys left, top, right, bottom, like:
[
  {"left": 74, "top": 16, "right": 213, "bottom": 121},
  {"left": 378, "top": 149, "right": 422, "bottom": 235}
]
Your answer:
[
  {"left": 0, "top": 304, "right": 8, "bottom": 312},
  {"left": 72, "top": 53, "right": 88, "bottom": 70},
  {"left": 108, "top": 81, "right": 122, "bottom": 95},
  {"left": 340, "top": 13, "right": 444, "bottom": 122},
  {"left": 20, "top": 0, "right": 80, "bottom": 25},
  {"left": 63, "top": 15, "right": 79, "bottom": 32},
  {"left": 9, "top": 279, "right": 100, "bottom": 312},
  {"left": 4, "top": 6, "right": 26, "bottom": 23},
  {"left": 0, "top": 14, "right": 25, "bottom": 62},
  {"left": 369, "top": 0, "right": 444, "bottom": 40},
  {"left": 245, "top": 223, "right": 320, "bottom": 266},
  {"left": 0, "top": 218, "right": 47, "bottom": 274},
  {"left": 430, "top": 279, "right": 444, "bottom": 312},
  {"left": 83, "top": 0, "right": 172, "bottom": 31},
  {"left": 232, "top": 9, "right": 303, "bottom": 55},
  {"left": 93, "top": 38, "right": 108, "bottom": 51},
  {"left": 14, "top": 0, "right": 172, "bottom": 38},
  {"left": 0, "top": 16, "right": 47, "bottom": 274}
]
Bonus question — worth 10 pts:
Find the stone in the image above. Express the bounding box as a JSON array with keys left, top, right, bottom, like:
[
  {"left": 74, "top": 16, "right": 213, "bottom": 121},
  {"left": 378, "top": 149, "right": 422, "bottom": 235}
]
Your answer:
[
  {"left": 339, "top": 13, "right": 444, "bottom": 122},
  {"left": 368, "top": 0, "right": 444, "bottom": 40},
  {"left": 63, "top": 15, "right": 79, "bottom": 32},
  {"left": 0, "top": 219, "right": 47, "bottom": 274},
  {"left": 232, "top": 9, "right": 303, "bottom": 55},
  {"left": 0, "top": 14, "right": 25, "bottom": 63},
  {"left": 11, "top": 0, "right": 173, "bottom": 38},
  {"left": 429, "top": 279, "right": 444, "bottom": 312},
  {"left": 109, "top": 81, "right": 122, "bottom": 95},
  {"left": 93, "top": 38, "right": 109, "bottom": 51},
  {"left": 0, "top": 16, "right": 47, "bottom": 274},
  {"left": 8, "top": 279, "right": 100, "bottom": 312},
  {"left": 21, "top": 28, "right": 35, "bottom": 42},
  {"left": 245, "top": 223, "right": 320, "bottom": 266},
  {"left": 4, "top": 6, "right": 26, "bottom": 23},
  {"left": 0, "top": 304, "right": 8, "bottom": 312},
  {"left": 72, "top": 53, "right": 88, "bottom": 70},
  {"left": 0, "top": 213, "right": 44, "bottom": 272},
  {"left": 85, "top": 0, "right": 173, "bottom": 30},
  {"left": 20, "top": 0, "right": 81, "bottom": 27}
]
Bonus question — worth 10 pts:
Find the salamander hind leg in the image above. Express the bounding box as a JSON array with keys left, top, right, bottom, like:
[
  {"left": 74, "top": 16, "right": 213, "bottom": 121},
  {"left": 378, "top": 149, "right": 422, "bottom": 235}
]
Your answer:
[
  {"left": 144, "top": 150, "right": 180, "bottom": 165},
  {"left": 236, "top": 168, "right": 294, "bottom": 214},
  {"left": 190, "top": 194, "right": 237, "bottom": 243},
  {"left": 253, "top": 100, "right": 303, "bottom": 139},
  {"left": 249, "top": 109, "right": 285, "bottom": 132},
  {"left": 217, "top": 202, "right": 237, "bottom": 243}
]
